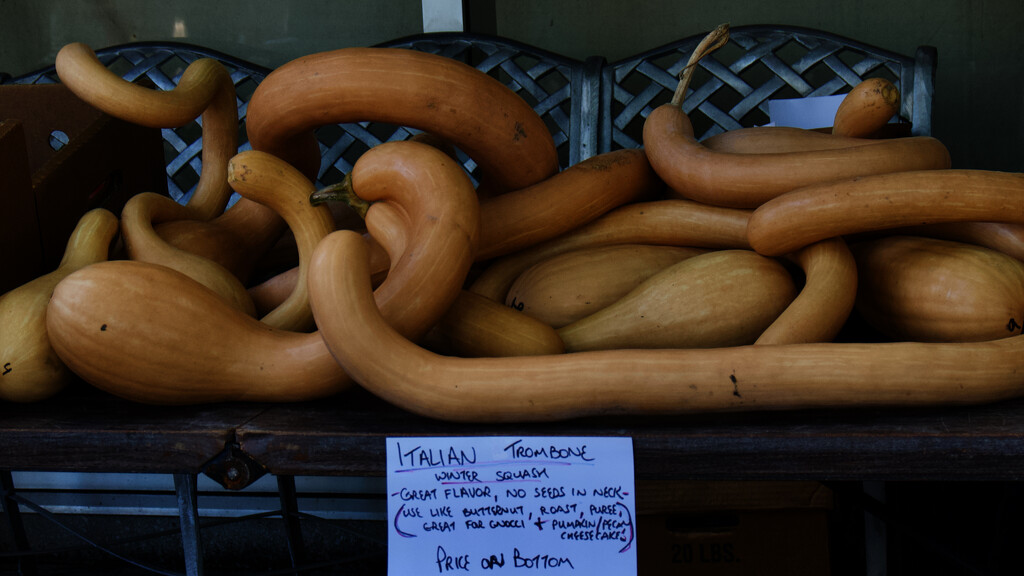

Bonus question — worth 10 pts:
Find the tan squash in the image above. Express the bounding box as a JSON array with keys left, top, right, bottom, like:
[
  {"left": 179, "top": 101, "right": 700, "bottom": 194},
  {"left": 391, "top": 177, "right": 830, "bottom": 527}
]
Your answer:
[
  {"left": 248, "top": 265, "right": 300, "bottom": 317},
  {"left": 46, "top": 140, "right": 480, "bottom": 405},
  {"left": 150, "top": 216, "right": 255, "bottom": 279},
  {"left": 851, "top": 235, "right": 1024, "bottom": 342},
  {"left": 702, "top": 126, "right": 879, "bottom": 154},
  {"left": 644, "top": 95, "right": 949, "bottom": 209},
  {"left": 747, "top": 169, "right": 1024, "bottom": 257},
  {"left": 56, "top": 41, "right": 237, "bottom": 220},
  {"left": 57, "top": 42, "right": 302, "bottom": 285},
  {"left": 642, "top": 26, "right": 950, "bottom": 209},
  {"left": 243, "top": 130, "right": 460, "bottom": 291},
  {"left": 1, "top": 208, "right": 118, "bottom": 402},
  {"left": 261, "top": 147, "right": 665, "bottom": 312},
  {"left": 226, "top": 150, "right": 335, "bottom": 332},
  {"left": 470, "top": 198, "right": 752, "bottom": 302},
  {"left": 832, "top": 77, "right": 901, "bottom": 138},
  {"left": 309, "top": 228, "right": 1024, "bottom": 423},
  {"left": 151, "top": 203, "right": 284, "bottom": 284},
  {"left": 47, "top": 260, "right": 349, "bottom": 404},
  {"left": 247, "top": 228, "right": 391, "bottom": 316},
  {"left": 506, "top": 244, "right": 706, "bottom": 328},
  {"left": 755, "top": 237, "right": 858, "bottom": 345},
  {"left": 343, "top": 140, "right": 480, "bottom": 338},
  {"left": 556, "top": 250, "right": 797, "bottom": 351},
  {"left": 166, "top": 46, "right": 551, "bottom": 285},
  {"left": 119, "top": 192, "right": 257, "bottom": 316},
  {"left": 475, "top": 148, "right": 663, "bottom": 260},
  {"left": 423, "top": 290, "right": 566, "bottom": 357},
  {"left": 245, "top": 46, "right": 559, "bottom": 194},
  {"left": 889, "top": 221, "right": 1024, "bottom": 263}
]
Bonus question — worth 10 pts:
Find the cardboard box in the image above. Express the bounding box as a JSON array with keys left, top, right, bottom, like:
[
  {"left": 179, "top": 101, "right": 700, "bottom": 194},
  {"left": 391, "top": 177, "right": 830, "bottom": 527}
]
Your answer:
[
  {"left": 637, "top": 481, "right": 832, "bottom": 575},
  {"left": 0, "top": 118, "right": 39, "bottom": 293},
  {"left": 0, "top": 83, "right": 166, "bottom": 293}
]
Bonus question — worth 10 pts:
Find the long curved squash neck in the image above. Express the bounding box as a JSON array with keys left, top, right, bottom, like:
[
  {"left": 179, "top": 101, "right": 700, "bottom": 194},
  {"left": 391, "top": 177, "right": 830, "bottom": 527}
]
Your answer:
[
  {"left": 57, "top": 209, "right": 119, "bottom": 271},
  {"left": 654, "top": 103, "right": 697, "bottom": 141}
]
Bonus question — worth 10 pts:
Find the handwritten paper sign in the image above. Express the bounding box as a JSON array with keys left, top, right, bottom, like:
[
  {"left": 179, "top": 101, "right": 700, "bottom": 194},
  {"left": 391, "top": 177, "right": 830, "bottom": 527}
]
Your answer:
[{"left": 386, "top": 436, "right": 637, "bottom": 575}]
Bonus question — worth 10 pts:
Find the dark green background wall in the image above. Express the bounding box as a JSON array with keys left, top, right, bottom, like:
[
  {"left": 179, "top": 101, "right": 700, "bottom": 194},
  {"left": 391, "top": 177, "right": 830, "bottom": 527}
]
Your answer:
[{"left": 2, "top": 0, "right": 1021, "bottom": 171}]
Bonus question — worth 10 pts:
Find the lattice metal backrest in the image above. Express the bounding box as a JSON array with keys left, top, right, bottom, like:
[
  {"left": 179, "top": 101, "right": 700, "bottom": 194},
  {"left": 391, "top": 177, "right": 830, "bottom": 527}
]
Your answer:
[
  {"left": 600, "top": 25, "right": 936, "bottom": 151},
  {"left": 7, "top": 28, "right": 935, "bottom": 202}
]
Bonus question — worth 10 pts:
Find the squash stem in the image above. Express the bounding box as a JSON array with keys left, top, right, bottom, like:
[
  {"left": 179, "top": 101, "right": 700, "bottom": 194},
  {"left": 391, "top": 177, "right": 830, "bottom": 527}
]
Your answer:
[
  {"left": 309, "top": 172, "right": 369, "bottom": 219},
  {"left": 671, "top": 23, "right": 730, "bottom": 108}
]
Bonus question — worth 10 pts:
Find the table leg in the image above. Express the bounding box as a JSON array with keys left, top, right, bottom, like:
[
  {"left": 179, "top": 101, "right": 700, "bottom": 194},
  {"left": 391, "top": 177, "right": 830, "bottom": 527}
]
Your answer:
[
  {"left": 863, "top": 481, "right": 887, "bottom": 576},
  {"left": 277, "top": 475, "right": 307, "bottom": 573},
  {"left": 174, "top": 472, "right": 204, "bottom": 576},
  {"left": 1, "top": 470, "right": 37, "bottom": 576}
]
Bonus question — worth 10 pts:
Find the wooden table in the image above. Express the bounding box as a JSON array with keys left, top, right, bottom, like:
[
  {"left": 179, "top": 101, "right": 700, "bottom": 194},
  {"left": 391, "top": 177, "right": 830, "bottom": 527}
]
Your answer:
[
  {"left": 4, "top": 381, "right": 1024, "bottom": 575},
  {"left": 5, "top": 382, "right": 1024, "bottom": 481}
]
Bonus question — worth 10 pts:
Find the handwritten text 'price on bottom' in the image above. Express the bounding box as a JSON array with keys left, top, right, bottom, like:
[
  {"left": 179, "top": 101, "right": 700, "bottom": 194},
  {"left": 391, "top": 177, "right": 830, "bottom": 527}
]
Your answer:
[{"left": 386, "top": 436, "right": 637, "bottom": 574}]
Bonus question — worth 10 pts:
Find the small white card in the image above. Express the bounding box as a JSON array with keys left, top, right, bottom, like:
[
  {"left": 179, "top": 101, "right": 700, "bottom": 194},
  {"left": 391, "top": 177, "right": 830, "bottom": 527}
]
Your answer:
[
  {"left": 767, "top": 93, "right": 846, "bottom": 129},
  {"left": 386, "top": 436, "right": 637, "bottom": 575}
]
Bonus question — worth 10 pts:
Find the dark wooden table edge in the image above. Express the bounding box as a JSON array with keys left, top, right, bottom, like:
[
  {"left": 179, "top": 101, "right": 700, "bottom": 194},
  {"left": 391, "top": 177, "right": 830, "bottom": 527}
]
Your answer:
[
  {"left": 0, "top": 386, "right": 269, "bottom": 474},
  {"left": 3, "top": 385, "right": 1024, "bottom": 481},
  {"left": 234, "top": 388, "right": 1024, "bottom": 482}
]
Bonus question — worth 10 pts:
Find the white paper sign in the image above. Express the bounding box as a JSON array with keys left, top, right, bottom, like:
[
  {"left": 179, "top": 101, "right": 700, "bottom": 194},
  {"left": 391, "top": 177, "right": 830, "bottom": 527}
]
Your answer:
[
  {"left": 386, "top": 436, "right": 637, "bottom": 575},
  {"left": 767, "top": 94, "right": 846, "bottom": 129}
]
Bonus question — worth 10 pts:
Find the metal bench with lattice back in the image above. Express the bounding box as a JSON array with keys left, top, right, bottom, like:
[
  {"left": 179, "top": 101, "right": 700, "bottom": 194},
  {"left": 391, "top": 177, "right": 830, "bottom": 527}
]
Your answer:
[
  {"left": 5, "top": 25, "right": 935, "bottom": 205},
  {"left": 600, "top": 24, "right": 935, "bottom": 151}
]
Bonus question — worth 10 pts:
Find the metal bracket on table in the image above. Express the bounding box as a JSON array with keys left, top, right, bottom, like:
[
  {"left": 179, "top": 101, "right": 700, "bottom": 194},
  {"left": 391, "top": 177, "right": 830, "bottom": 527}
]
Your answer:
[
  {"left": 201, "top": 442, "right": 267, "bottom": 491},
  {"left": 170, "top": 443, "right": 267, "bottom": 576},
  {"left": 195, "top": 442, "right": 307, "bottom": 573}
]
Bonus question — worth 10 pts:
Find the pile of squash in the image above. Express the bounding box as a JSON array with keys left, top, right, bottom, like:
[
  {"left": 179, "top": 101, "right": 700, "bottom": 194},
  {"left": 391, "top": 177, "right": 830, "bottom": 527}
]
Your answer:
[{"left": 4, "top": 25, "right": 1024, "bottom": 422}]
